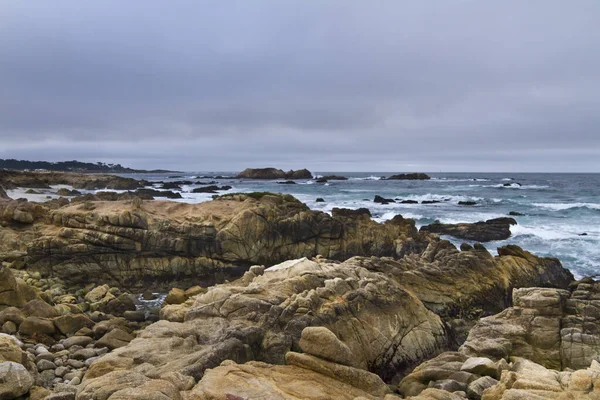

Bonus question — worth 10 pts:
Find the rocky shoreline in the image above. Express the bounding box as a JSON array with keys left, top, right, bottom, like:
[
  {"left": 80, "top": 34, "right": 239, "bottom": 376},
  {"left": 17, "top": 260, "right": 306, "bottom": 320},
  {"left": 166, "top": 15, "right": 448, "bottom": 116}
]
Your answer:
[{"left": 1, "top": 170, "right": 598, "bottom": 399}]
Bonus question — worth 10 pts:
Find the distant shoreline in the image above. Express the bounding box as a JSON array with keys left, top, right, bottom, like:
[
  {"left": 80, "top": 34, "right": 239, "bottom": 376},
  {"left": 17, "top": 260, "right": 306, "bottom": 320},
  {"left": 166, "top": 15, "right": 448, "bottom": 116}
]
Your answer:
[{"left": 0, "top": 158, "right": 180, "bottom": 174}]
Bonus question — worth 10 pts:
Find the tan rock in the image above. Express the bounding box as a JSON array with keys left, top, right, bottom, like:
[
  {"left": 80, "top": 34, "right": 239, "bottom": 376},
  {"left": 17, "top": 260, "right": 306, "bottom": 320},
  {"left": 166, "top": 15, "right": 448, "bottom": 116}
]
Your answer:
[
  {"left": 165, "top": 288, "right": 186, "bottom": 305},
  {"left": 53, "top": 313, "right": 94, "bottom": 335},
  {"left": 298, "top": 326, "right": 362, "bottom": 369},
  {"left": 96, "top": 328, "right": 135, "bottom": 350},
  {"left": 19, "top": 316, "right": 55, "bottom": 336},
  {"left": 285, "top": 351, "right": 390, "bottom": 397},
  {"left": 189, "top": 360, "right": 383, "bottom": 400}
]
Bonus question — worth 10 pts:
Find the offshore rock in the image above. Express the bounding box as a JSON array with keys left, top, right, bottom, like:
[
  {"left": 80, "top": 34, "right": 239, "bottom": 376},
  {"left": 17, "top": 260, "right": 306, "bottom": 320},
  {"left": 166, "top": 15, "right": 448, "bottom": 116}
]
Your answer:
[
  {"left": 236, "top": 168, "right": 312, "bottom": 180},
  {"left": 385, "top": 173, "right": 431, "bottom": 180}
]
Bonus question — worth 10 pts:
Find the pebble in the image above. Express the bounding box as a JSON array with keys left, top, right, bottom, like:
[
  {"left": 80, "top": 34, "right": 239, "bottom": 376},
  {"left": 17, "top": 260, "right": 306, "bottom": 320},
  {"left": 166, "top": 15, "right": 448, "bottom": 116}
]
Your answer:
[
  {"left": 95, "top": 347, "right": 109, "bottom": 356},
  {"left": 63, "top": 336, "right": 93, "bottom": 349},
  {"left": 35, "top": 352, "right": 56, "bottom": 362},
  {"left": 37, "top": 359, "right": 57, "bottom": 371},
  {"left": 55, "top": 366, "right": 69, "bottom": 377},
  {"left": 69, "top": 376, "right": 81, "bottom": 385},
  {"left": 85, "top": 356, "right": 99, "bottom": 366},
  {"left": 71, "top": 348, "right": 96, "bottom": 360},
  {"left": 67, "top": 359, "right": 85, "bottom": 369}
]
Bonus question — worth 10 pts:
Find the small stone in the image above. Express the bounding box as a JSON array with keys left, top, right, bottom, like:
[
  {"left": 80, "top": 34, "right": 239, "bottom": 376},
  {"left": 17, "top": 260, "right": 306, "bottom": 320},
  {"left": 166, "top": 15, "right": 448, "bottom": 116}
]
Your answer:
[
  {"left": 69, "top": 376, "right": 81, "bottom": 385},
  {"left": 95, "top": 347, "right": 109, "bottom": 356},
  {"left": 55, "top": 366, "right": 69, "bottom": 377},
  {"left": 51, "top": 344, "right": 66, "bottom": 352},
  {"left": 67, "top": 359, "right": 85, "bottom": 369},
  {"left": 35, "top": 352, "right": 56, "bottom": 362},
  {"left": 141, "top": 290, "right": 156, "bottom": 300},
  {"left": 37, "top": 359, "right": 57, "bottom": 371},
  {"left": 38, "top": 369, "right": 56, "bottom": 387},
  {"left": 1, "top": 321, "right": 17, "bottom": 334},
  {"left": 123, "top": 310, "right": 146, "bottom": 322},
  {"left": 85, "top": 356, "right": 99, "bottom": 366},
  {"left": 63, "top": 336, "right": 93, "bottom": 349},
  {"left": 71, "top": 348, "right": 96, "bottom": 360}
]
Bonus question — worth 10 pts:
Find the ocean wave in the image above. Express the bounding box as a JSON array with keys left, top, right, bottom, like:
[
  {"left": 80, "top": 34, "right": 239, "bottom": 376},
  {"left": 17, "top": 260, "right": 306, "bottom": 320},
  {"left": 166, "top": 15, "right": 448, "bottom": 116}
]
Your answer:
[
  {"left": 373, "top": 211, "right": 424, "bottom": 223},
  {"left": 510, "top": 224, "right": 585, "bottom": 240},
  {"left": 533, "top": 203, "right": 600, "bottom": 211},
  {"left": 468, "top": 184, "right": 549, "bottom": 189},
  {"left": 431, "top": 178, "right": 490, "bottom": 182},
  {"left": 400, "top": 193, "right": 484, "bottom": 203},
  {"left": 350, "top": 176, "right": 382, "bottom": 181}
]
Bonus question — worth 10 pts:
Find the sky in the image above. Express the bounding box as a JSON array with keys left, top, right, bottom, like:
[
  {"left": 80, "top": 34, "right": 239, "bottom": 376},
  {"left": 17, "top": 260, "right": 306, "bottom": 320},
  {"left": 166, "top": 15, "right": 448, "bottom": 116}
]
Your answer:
[{"left": 1, "top": 1, "right": 599, "bottom": 172}]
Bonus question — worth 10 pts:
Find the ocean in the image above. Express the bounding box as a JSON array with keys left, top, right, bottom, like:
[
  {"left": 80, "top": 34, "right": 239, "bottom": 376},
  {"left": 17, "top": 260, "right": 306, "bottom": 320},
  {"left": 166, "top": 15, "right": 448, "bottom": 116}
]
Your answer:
[{"left": 115, "top": 172, "right": 599, "bottom": 279}]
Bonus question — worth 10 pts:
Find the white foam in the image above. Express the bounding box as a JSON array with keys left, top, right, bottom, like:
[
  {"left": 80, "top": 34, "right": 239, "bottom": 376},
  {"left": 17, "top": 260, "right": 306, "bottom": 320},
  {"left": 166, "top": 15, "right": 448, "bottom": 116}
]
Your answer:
[
  {"left": 533, "top": 203, "right": 600, "bottom": 211},
  {"left": 431, "top": 178, "right": 490, "bottom": 182},
  {"left": 350, "top": 176, "right": 382, "bottom": 181},
  {"left": 510, "top": 224, "right": 576, "bottom": 240}
]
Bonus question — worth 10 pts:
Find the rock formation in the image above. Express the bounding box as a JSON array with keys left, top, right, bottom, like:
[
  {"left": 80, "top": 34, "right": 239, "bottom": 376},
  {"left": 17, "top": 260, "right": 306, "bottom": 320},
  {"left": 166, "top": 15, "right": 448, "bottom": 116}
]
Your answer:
[
  {"left": 74, "top": 246, "right": 571, "bottom": 399},
  {"left": 236, "top": 168, "right": 312, "bottom": 180},
  {"left": 398, "top": 281, "right": 600, "bottom": 399},
  {"left": 420, "top": 217, "right": 517, "bottom": 242},
  {"left": 25, "top": 194, "right": 419, "bottom": 289}
]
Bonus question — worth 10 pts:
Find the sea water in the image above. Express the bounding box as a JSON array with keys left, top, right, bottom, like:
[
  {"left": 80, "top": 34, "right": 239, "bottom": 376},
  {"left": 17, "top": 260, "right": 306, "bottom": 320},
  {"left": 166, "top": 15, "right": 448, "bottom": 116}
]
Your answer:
[{"left": 116, "top": 172, "right": 600, "bottom": 279}]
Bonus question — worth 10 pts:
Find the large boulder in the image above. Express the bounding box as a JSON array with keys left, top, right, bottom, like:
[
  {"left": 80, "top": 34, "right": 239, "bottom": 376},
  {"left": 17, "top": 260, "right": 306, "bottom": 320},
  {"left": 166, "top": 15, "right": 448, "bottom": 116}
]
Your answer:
[
  {"left": 25, "top": 194, "right": 419, "bottom": 289},
  {"left": 0, "top": 361, "right": 34, "bottom": 399},
  {"left": 420, "top": 217, "right": 517, "bottom": 242}
]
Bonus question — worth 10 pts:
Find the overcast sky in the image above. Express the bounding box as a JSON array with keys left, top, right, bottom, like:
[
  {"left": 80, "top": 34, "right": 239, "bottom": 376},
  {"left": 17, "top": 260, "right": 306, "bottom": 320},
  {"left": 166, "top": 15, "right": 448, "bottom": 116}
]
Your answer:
[{"left": 1, "top": 1, "right": 599, "bottom": 172}]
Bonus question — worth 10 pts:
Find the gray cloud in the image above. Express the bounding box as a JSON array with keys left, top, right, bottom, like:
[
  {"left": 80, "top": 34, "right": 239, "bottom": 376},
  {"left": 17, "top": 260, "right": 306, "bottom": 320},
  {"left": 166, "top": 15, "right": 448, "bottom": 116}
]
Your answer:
[{"left": 1, "top": 0, "right": 599, "bottom": 172}]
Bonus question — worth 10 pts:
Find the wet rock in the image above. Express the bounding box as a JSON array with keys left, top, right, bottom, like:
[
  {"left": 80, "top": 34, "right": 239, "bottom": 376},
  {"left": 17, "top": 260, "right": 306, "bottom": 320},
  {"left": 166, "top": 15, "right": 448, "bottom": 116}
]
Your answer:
[
  {"left": 373, "top": 195, "right": 395, "bottom": 204},
  {"left": 420, "top": 217, "right": 517, "bottom": 242}
]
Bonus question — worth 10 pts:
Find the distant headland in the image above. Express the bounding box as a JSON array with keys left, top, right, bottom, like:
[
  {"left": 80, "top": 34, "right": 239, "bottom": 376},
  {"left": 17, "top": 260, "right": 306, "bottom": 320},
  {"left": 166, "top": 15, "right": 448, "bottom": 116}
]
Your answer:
[{"left": 0, "top": 159, "right": 179, "bottom": 173}]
